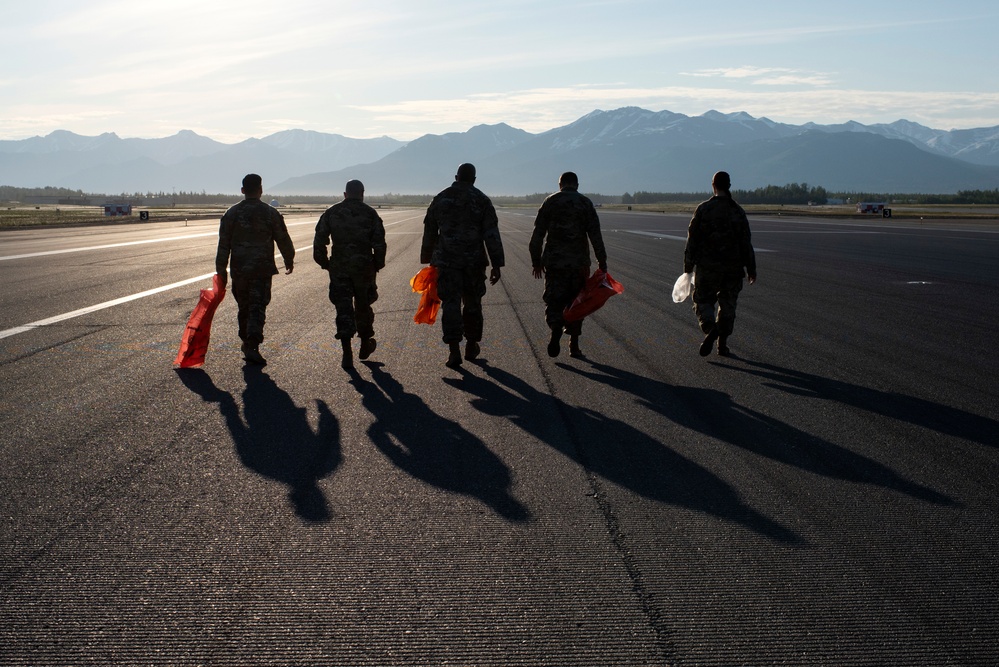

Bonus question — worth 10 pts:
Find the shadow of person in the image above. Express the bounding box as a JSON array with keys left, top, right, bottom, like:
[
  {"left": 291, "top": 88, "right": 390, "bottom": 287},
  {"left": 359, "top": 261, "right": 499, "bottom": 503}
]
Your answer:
[
  {"left": 176, "top": 367, "right": 233, "bottom": 405},
  {"left": 175, "top": 367, "right": 341, "bottom": 523},
  {"left": 724, "top": 359, "right": 999, "bottom": 450},
  {"left": 444, "top": 362, "right": 802, "bottom": 545},
  {"left": 563, "top": 361, "right": 954, "bottom": 507},
  {"left": 349, "top": 362, "right": 530, "bottom": 523}
]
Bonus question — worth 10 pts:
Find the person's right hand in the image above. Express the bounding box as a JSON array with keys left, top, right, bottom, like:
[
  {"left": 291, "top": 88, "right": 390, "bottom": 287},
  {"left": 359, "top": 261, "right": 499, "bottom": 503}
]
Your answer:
[
  {"left": 216, "top": 272, "right": 227, "bottom": 288},
  {"left": 532, "top": 266, "right": 544, "bottom": 279}
]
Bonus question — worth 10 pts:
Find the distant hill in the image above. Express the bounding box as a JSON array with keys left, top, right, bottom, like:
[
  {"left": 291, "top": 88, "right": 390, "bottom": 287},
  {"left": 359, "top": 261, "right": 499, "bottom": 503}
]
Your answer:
[
  {"left": 273, "top": 123, "right": 534, "bottom": 195},
  {"left": 2, "top": 108, "right": 998, "bottom": 195},
  {"left": 0, "top": 130, "right": 405, "bottom": 194},
  {"left": 274, "top": 107, "right": 999, "bottom": 195}
]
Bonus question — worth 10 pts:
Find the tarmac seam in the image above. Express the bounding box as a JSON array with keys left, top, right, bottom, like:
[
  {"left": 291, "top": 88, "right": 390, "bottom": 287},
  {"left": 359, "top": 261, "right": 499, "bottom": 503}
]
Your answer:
[
  {"left": 503, "top": 285, "right": 677, "bottom": 665},
  {"left": 0, "top": 326, "right": 104, "bottom": 367}
]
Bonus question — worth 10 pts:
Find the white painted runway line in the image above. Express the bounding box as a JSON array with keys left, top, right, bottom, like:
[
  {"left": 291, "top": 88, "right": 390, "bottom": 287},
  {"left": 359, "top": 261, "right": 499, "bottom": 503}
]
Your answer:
[
  {"left": 0, "top": 242, "right": 315, "bottom": 341},
  {"left": 0, "top": 272, "right": 216, "bottom": 340},
  {"left": 0, "top": 220, "right": 318, "bottom": 262},
  {"left": 622, "top": 229, "right": 775, "bottom": 252},
  {"left": 0, "top": 231, "right": 218, "bottom": 261}
]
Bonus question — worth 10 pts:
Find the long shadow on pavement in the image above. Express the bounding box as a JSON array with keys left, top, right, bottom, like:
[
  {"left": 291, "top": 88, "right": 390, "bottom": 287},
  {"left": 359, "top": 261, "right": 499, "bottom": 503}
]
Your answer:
[
  {"left": 349, "top": 362, "right": 530, "bottom": 524},
  {"left": 445, "top": 361, "right": 802, "bottom": 545},
  {"left": 722, "top": 359, "right": 999, "bottom": 450},
  {"left": 562, "top": 361, "right": 955, "bottom": 507},
  {"left": 176, "top": 367, "right": 341, "bottom": 523}
]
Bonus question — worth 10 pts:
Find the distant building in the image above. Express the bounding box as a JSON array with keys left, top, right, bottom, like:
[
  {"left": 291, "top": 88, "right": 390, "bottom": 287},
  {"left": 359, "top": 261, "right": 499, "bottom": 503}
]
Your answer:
[
  {"left": 104, "top": 203, "right": 132, "bottom": 217},
  {"left": 856, "top": 202, "right": 886, "bottom": 214}
]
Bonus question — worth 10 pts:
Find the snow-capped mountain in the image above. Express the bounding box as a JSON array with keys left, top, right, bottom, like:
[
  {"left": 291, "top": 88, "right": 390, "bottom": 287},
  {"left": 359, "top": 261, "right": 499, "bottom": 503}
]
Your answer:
[{"left": 2, "top": 108, "right": 998, "bottom": 195}]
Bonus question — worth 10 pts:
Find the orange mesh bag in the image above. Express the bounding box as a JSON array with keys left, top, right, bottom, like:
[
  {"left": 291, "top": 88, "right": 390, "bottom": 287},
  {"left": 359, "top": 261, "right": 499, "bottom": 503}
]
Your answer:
[
  {"left": 410, "top": 266, "right": 440, "bottom": 324},
  {"left": 563, "top": 269, "right": 624, "bottom": 322},
  {"left": 173, "top": 274, "right": 227, "bottom": 368}
]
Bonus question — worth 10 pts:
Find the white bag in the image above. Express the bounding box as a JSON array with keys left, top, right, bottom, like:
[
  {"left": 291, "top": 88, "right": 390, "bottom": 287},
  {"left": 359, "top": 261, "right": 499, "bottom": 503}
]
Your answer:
[{"left": 672, "top": 272, "right": 694, "bottom": 303}]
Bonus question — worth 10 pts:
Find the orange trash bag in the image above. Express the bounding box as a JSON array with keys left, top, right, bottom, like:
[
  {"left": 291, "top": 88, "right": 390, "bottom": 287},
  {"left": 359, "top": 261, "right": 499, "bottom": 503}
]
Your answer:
[
  {"left": 173, "top": 274, "right": 227, "bottom": 369},
  {"left": 410, "top": 266, "right": 440, "bottom": 324},
  {"left": 563, "top": 269, "right": 624, "bottom": 322}
]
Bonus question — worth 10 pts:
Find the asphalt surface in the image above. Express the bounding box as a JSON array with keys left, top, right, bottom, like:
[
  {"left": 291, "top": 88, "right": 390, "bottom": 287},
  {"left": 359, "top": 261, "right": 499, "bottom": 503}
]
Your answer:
[{"left": 1, "top": 208, "right": 997, "bottom": 666}]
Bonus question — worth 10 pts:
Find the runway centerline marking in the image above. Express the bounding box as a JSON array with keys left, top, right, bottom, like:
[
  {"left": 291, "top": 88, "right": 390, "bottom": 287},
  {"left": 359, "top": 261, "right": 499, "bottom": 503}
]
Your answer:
[{"left": 623, "top": 229, "right": 775, "bottom": 252}]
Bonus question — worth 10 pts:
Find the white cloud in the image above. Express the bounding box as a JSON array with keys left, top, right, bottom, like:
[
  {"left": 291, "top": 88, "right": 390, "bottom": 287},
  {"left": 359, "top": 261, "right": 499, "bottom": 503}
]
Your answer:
[
  {"left": 352, "top": 85, "right": 999, "bottom": 136},
  {"left": 681, "top": 67, "right": 834, "bottom": 87},
  {"left": 3, "top": 2, "right": 998, "bottom": 141}
]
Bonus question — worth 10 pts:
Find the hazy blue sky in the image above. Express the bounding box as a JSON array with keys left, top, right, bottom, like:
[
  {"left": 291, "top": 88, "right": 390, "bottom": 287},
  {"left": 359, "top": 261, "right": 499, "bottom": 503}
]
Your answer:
[{"left": 3, "top": 0, "right": 998, "bottom": 142}]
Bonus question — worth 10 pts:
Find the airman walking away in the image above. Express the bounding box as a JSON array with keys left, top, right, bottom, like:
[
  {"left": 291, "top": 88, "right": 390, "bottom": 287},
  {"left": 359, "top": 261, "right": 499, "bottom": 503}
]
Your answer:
[
  {"left": 683, "top": 170, "right": 756, "bottom": 357},
  {"left": 529, "top": 171, "right": 607, "bottom": 359},
  {"left": 421, "top": 163, "right": 505, "bottom": 368},
  {"left": 313, "top": 179, "right": 387, "bottom": 369},
  {"left": 216, "top": 173, "right": 295, "bottom": 366}
]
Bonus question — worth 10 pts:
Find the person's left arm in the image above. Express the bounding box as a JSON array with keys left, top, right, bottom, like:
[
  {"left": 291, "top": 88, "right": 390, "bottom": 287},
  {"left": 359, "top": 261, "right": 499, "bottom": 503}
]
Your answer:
[
  {"left": 683, "top": 207, "right": 701, "bottom": 274},
  {"left": 586, "top": 202, "right": 608, "bottom": 271},
  {"left": 372, "top": 212, "right": 387, "bottom": 271},
  {"left": 529, "top": 203, "right": 548, "bottom": 279},
  {"left": 740, "top": 211, "right": 756, "bottom": 283},
  {"left": 313, "top": 213, "right": 331, "bottom": 270},
  {"left": 482, "top": 200, "right": 505, "bottom": 272},
  {"left": 273, "top": 211, "right": 295, "bottom": 274},
  {"left": 215, "top": 214, "right": 232, "bottom": 286},
  {"left": 420, "top": 201, "right": 439, "bottom": 265}
]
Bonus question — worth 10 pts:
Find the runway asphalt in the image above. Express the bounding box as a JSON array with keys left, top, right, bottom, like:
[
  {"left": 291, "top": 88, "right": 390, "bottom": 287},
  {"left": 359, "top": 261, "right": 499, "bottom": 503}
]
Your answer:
[{"left": 1, "top": 208, "right": 997, "bottom": 665}]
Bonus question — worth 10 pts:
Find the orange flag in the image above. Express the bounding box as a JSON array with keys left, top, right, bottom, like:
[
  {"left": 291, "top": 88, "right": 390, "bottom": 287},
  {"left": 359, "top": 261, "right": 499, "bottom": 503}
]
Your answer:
[
  {"left": 173, "top": 274, "right": 226, "bottom": 369},
  {"left": 410, "top": 266, "right": 440, "bottom": 324},
  {"left": 563, "top": 269, "right": 624, "bottom": 322}
]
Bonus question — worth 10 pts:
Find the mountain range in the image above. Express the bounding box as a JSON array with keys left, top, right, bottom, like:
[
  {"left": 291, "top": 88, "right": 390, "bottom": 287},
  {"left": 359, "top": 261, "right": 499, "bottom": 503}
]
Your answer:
[{"left": 2, "top": 108, "right": 999, "bottom": 195}]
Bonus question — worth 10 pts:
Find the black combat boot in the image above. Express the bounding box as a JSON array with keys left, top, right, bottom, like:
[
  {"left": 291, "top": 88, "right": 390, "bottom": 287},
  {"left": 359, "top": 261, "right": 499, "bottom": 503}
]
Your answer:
[
  {"left": 241, "top": 342, "right": 266, "bottom": 365},
  {"left": 569, "top": 334, "right": 584, "bottom": 359},
  {"left": 359, "top": 337, "right": 377, "bottom": 360},
  {"left": 446, "top": 342, "right": 462, "bottom": 368},
  {"left": 340, "top": 337, "right": 353, "bottom": 369},
  {"left": 464, "top": 340, "right": 480, "bottom": 361},
  {"left": 547, "top": 329, "right": 562, "bottom": 358},
  {"left": 717, "top": 335, "right": 730, "bottom": 357},
  {"left": 699, "top": 326, "right": 718, "bottom": 357}
]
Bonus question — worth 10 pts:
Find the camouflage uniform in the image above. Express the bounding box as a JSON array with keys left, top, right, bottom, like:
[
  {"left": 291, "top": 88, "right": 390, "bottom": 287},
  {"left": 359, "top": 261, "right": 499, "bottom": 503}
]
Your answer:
[
  {"left": 683, "top": 195, "right": 756, "bottom": 337},
  {"left": 529, "top": 188, "right": 607, "bottom": 336},
  {"left": 216, "top": 198, "right": 295, "bottom": 346},
  {"left": 313, "top": 198, "right": 387, "bottom": 341},
  {"left": 421, "top": 181, "right": 505, "bottom": 344}
]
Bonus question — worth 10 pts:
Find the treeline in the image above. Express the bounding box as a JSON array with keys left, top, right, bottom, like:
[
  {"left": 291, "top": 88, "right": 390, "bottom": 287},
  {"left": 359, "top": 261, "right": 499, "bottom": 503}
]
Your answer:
[
  {"left": 113, "top": 190, "right": 233, "bottom": 205},
  {"left": 0, "top": 185, "right": 92, "bottom": 200},
  {"left": 737, "top": 183, "right": 829, "bottom": 205},
  {"left": 624, "top": 185, "right": 999, "bottom": 206},
  {"left": 839, "top": 189, "right": 999, "bottom": 205},
  {"left": 625, "top": 183, "right": 829, "bottom": 205},
  {"left": 0, "top": 186, "right": 234, "bottom": 205},
  {"left": 624, "top": 191, "right": 709, "bottom": 204},
  {"left": 6, "top": 184, "right": 999, "bottom": 206}
]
